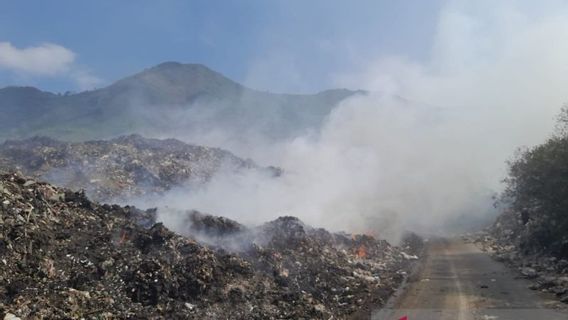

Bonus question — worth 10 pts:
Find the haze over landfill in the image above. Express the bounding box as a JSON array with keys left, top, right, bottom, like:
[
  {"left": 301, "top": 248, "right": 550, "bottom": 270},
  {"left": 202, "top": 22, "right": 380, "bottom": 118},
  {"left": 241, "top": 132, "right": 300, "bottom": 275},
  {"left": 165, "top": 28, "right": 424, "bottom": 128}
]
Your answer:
[{"left": 1, "top": 1, "right": 568, "bottom": 319}]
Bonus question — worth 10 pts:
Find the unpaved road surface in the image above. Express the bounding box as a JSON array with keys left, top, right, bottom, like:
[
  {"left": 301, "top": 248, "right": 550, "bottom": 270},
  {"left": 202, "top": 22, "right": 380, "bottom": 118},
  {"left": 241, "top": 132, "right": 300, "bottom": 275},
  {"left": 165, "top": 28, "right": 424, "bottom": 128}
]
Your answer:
[{"left": 373, "top": 238, "right": 568, "bottom": 320}]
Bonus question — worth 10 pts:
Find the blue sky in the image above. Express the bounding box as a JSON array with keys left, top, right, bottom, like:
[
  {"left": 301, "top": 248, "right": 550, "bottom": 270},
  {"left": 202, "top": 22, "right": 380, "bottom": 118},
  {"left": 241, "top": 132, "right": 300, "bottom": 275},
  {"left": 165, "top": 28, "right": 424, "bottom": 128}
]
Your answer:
[{"left": 0, "top": 0, "right": 443, "bottom": 93}]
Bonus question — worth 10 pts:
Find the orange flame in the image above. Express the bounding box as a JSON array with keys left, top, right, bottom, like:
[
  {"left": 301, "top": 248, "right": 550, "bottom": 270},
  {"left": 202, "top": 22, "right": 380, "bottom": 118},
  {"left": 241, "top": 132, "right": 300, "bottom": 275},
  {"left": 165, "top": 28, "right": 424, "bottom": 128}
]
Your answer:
[
  {"left": 355, "top": 245, "right": 367, "bottom": 258},
  {"left": 119, "top": 230, "right": 128, "bottom": 245}
]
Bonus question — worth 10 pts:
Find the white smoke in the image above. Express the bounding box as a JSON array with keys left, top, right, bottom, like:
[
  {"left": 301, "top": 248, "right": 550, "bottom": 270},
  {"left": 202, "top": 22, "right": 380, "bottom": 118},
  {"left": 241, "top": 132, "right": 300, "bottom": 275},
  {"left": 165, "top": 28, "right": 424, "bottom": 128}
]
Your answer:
[{"left": 149, "top": 0, "right": 568, "bottom": 242}]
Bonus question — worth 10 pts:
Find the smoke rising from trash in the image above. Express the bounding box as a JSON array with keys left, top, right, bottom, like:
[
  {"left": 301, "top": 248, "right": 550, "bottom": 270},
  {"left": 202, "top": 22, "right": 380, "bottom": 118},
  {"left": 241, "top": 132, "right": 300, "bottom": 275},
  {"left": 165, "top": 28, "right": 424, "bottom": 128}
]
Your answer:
[{"left": 125, "top": 1, "right": 568, "bottom": 242}]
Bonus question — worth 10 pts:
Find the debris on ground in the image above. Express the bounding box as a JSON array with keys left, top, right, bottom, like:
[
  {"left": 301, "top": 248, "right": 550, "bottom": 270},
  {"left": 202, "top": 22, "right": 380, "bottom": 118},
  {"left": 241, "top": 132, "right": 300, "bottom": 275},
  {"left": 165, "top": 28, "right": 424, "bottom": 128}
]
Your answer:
[
  {"left": 468, "top": 219, "right": 568, "bottom": 305},
  {"left": 0, "top": 135, "right": 277, "bottom": 203},
  {"left": 0, "top": 172, "right": 419, "bottom": 319},
  {"left": 471, "top": 129, "right": 568, "bottom": 305}
]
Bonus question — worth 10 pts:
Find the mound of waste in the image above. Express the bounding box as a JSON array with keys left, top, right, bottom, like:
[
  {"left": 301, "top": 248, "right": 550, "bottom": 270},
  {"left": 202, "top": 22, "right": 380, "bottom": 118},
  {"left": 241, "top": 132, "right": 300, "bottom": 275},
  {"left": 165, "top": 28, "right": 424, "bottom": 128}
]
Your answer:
[
  {"left": 0, "top": 135, "right": 278, "bottom": 203},
  {"left": 0, "top": 173, "right": 419, "bottom": 319},
  {"left": 170, "top": 212, "right": 421, "bottom": 316}
]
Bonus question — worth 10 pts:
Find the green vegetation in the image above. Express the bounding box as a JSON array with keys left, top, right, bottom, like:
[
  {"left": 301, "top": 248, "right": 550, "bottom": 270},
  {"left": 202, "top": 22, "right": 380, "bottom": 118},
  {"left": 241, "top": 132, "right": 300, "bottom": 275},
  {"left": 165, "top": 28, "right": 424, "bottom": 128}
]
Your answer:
[
  {"left": 502, "top": 106, "right": 568, "bottom": 257},
  {"left": 0, "top": 62, "right": 362, "bottom": 142}
]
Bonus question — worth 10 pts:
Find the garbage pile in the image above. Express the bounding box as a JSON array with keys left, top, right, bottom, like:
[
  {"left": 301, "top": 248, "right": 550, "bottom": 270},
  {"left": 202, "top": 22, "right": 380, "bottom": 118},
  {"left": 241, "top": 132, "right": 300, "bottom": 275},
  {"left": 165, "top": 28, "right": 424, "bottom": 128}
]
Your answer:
[
  {"left": 0, "top": 172, "right": 419, "bottom": 319},
  {"left": 244, "top": 216, "right": 414, "bottom": 317},
  {"left": 0, "top": 135, "right": 274, "bottom": 203},
  {"left": 176, "top": 213, "right": 417, "bottom": 316}
]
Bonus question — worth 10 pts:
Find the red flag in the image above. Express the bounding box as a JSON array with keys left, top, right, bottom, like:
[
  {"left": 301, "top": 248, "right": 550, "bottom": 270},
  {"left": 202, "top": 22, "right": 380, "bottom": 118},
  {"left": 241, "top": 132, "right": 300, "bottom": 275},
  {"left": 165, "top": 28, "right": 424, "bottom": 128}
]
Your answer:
[{"left": 399, "top": 316, "right": 408, "bottom": 320}]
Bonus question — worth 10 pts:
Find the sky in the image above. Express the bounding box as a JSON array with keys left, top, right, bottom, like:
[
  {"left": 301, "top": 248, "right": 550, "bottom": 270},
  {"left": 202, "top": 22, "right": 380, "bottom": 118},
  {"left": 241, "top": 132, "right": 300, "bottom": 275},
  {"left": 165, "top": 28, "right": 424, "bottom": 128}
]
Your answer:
[{"left": 0, "top": 0, "right": 443, "bottom": 93}]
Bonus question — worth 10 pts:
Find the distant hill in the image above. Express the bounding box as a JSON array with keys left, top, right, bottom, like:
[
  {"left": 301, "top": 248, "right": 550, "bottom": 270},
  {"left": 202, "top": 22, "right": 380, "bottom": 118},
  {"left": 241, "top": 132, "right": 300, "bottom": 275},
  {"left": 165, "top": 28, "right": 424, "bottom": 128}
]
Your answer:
[{"left": 0, "top": 62, "right": 364, "bottom": 142}]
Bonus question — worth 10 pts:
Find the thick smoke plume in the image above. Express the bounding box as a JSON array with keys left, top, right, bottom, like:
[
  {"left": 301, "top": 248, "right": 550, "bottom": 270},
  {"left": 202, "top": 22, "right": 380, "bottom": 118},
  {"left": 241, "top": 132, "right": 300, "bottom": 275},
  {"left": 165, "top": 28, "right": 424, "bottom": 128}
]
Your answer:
[{"left": 137, "top": 1, "right": 568, "bottom": 242}]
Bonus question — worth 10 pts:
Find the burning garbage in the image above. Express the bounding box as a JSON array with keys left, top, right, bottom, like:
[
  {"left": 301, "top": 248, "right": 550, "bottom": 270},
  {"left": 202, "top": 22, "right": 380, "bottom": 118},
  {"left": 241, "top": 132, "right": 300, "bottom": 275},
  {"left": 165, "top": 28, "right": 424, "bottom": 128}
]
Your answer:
[
  {"left": 0, "top": 172, "right": 421, "bottom": 319},
  {"left": 355, "top": 245, "right": 368, "bottom": 259}
]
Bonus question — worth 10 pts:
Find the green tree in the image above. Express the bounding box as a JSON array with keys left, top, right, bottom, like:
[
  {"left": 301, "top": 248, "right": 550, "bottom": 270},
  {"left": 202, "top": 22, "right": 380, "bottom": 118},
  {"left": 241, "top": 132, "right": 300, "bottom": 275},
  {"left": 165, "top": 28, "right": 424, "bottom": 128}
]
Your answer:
[{"left": 502, "top": 107, "right": 568, "bottom": 257}]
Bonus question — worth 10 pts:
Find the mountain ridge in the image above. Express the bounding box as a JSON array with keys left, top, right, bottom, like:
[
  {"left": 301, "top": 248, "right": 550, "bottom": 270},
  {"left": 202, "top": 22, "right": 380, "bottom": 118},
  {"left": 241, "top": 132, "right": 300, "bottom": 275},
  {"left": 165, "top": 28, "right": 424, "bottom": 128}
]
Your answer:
[
  {"left": 0, "top": 62, "right": 365, "bottom": 142},
  {"left": 0, "top": 61, "right": 361, "bottom": 99}
]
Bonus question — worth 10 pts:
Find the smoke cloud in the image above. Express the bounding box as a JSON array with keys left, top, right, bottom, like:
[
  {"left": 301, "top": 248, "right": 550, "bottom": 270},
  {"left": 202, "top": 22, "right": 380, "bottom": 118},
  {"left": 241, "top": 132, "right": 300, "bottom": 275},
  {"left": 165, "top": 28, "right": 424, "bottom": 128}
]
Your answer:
[{"left": 136, "top": 1, "right": 568, "bottom": 242}]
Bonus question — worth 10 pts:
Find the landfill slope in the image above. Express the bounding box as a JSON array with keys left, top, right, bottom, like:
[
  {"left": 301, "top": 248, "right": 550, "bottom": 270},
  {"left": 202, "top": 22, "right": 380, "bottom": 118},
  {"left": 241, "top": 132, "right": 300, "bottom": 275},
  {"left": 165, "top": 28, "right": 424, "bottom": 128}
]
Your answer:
[
  {"left": 0, "top": 134, "right": 271, "bottom": 203},
  {"left": 0, "top": 172, "right": 419, "bottom": 319}
]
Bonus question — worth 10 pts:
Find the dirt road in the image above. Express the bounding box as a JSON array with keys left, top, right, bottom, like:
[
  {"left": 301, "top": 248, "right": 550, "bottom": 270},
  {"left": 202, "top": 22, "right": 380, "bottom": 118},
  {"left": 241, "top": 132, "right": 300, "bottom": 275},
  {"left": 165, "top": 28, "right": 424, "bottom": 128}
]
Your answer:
[{"left": 373, "top": 238, "right": 568, "bottom": 320}]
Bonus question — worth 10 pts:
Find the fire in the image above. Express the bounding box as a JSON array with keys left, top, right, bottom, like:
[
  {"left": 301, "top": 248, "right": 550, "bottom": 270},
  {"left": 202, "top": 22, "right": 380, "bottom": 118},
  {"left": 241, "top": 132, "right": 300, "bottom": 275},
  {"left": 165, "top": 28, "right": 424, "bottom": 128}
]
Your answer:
[
  {"left": 355, "top": 245, "right": 367, "bottom": 259},
  {"left": 118, "top": 230, "right": 128, "bottom": 245}
]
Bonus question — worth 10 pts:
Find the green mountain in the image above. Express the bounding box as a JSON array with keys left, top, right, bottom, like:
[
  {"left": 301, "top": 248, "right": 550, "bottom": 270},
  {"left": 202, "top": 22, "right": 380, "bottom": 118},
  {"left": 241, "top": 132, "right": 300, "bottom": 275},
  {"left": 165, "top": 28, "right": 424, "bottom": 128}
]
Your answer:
[{"left": 0, "top": 62, "right": 363, "bottom": 141}]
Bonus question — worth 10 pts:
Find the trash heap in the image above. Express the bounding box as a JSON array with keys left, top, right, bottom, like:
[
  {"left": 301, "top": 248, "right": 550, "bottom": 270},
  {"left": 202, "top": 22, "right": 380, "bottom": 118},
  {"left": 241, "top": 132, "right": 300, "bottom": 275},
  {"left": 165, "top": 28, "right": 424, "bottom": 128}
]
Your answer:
[
  {"left": 0, "top": 173, "right": 419, "bottom": 319},
  {"left": 245, "top": 216, "right": 411, "bottom": 317},
  {"left": 0, "top": 135, "right": 274, "bottom": 203},
  {"left": 179, "top": 214, "right": 414, "bottom": 316}
]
